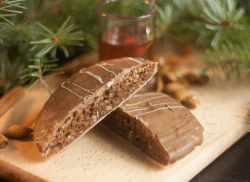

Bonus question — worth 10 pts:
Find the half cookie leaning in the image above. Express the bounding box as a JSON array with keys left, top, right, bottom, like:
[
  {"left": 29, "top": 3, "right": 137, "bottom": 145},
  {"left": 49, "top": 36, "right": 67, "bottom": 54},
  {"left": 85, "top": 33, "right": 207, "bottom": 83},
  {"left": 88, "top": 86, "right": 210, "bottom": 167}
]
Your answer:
[
  {"left": 102, "top": 92, "right": 203, "bottom": 166},
  {"left": 33, "top": 57, "right": 158, "bottom": 157}
]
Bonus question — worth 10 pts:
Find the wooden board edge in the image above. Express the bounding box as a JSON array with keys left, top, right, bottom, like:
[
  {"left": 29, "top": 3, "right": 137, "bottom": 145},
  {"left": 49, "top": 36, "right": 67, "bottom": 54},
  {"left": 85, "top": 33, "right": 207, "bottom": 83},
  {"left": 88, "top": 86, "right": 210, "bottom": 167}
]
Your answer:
[
  {"left": 166, "top": 120, "right": 248, "bottom": 182},
  {"left": 0, "top": 159, "right": 48, "bottom": 182}
]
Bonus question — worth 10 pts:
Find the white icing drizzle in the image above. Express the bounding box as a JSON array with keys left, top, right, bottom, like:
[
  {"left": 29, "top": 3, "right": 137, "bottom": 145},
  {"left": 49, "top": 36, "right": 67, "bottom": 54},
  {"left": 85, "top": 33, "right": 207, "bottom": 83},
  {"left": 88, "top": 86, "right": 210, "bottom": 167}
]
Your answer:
[
  {"left": 61, "top": 81, "right": 85, "bottom": 100},
  {"left": 102, "top": 63, "right": 114, "bottom": 66},
  {"left": 151, "top": 102, "right": 178, "bottom": 107},
  {"left": 132, "top": 92, "right": 165, "bottom": 98},
  {"left": 34, "top": 140, "right": 46, "bottom": 144},
  {"left": 125, "top": 95, "right": 166, "bottom": 107},
  {"left": 127, "top": 107, "right": 151, "bottom": 113},
  {"left": 79, "top": 69, "right": 103, "bottom": 83},
  {"left": 34, "top": 129, "right": 46, "bottom": 136},
  {"left": 34, "top": 129, "right": 47, "bottom": 141},
  {"left": 127, "top": 102, "right": 178, "bottom": 113},
  {"left": 71, "top": 82, "right": 93, "bottom": 94},
  {"left": 126, "top": 57, "right": 143, "bottom": 64},
  {"left": 97, "top": 64, "right": 117, "bottom": 75},
  {"left": 134, "top": 106, "right": 185, "bottom": 117},
  {"left": 124, "top": 106, "right": 139, "bottom": 109}
]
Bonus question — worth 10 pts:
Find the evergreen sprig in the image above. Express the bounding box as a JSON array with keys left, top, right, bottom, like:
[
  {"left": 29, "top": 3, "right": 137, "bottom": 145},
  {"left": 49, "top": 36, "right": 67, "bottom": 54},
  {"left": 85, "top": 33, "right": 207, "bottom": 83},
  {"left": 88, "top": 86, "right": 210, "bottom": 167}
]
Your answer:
[
  {"left": 20, "top": 57, "right": 64, "bottom": 93},
  {"left": 30, "top": 16, "right": 84, "bottom": 58},
  {"left": 1, "top": 0, "right": 250, "bottom": 97},
  {"left": 201, "top": 42, "right": 250, "bottom": 80},
  {"left": 156, "top": 0, "right": 250, "bottom": 79},
  {"left": 20, "top": 16, "right": 84, "bottom": 93},
  {"left": 156, "top": 4, "right": 175, "bottom": 38},
  {"left": 197, "top": 0, "right": 250, "bottom": 79},
  {"left": 197, "top": 0, "right": 245, "bottom": 47},
  {"left": 0, "top": 0, "right": 26, "bottom": 26}
]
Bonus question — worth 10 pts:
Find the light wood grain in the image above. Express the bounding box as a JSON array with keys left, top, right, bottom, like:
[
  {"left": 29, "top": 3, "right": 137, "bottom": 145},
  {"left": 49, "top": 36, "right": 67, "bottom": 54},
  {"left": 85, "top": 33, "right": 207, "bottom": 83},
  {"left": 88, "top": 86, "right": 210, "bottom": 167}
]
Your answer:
[
  {"left": 0, "top": 86, "right": 25, "bottom": 117},
  {"left": 0, "top": 74, "right": 249, "bottom": 182}
]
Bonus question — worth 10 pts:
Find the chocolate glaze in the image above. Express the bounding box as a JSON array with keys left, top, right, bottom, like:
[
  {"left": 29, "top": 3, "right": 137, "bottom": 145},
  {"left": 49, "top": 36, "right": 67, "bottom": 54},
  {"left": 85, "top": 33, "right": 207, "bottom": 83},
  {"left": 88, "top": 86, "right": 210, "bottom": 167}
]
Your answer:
[
  {"left": 33, "top": 58, "right": 158, "bottom": 156},
  {"left": 107, "top": 92, "right": 204, "bottom": 165}
]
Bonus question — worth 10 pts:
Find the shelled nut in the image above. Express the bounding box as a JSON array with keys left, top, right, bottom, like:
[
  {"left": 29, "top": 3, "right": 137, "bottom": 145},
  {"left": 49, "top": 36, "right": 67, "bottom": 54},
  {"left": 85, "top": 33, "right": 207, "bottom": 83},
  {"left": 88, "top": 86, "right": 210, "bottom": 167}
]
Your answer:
[
  {"left": 159, "top": 65, "right": 170, "bottom": 75},
  {"left": 156, "top": 54, "right": 209, "bottom": 110},
  {"left": 172, "top": 89, "right": 188, "bottom": 101},
  {"left": 196, "top": 74, "right": 209, "bottom": 85},
  {"left": 165, "top": 82, "right": 184, "bottom": 94},
  {"left": 162, "top": 72, "right": 177, "bottom": 83},
  {"left": 156, "top": 76, "right": 164, "bottom": 92},
  {"left": 184, "top": 73, "right": 197, "bottom": 84},
  {"left": 176, "top": 77, "right": 189, "bottom": 87},
  {"left": 8, "top": 125, "right": 33, "bottom": 139},
  {"left": 182, "top": 95, "right": 200, "bottom": 109}
]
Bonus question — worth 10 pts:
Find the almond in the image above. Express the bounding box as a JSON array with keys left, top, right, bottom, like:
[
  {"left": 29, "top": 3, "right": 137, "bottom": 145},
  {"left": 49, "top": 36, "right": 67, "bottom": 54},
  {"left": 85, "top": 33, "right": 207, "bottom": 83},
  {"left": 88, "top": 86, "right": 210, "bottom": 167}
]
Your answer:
[
  {"left": 8, "top": 125, "right": 33, "bottom": 139},
  {"left": 182, "top": 95, "right": 200, "bottom": 109},
  {"left": 184, "top": 73, "right": 197, "bottom": 84},
  {"left": 196, "top": 74, "right": 209, "bottom": 85},
  {"left": 156, "top": 76, "right": 164, "bottom": 92},
  {"left": 177, "top": 77, "right": 189, "bottom": 87},
  {"left": 0, "top": 134, "right": 8, "bottom": 149},
  {"left": 162, "top": 72, "right": 177, "bottom": 83},
  {"left": 159, "top": 65, "right": 170, "bottom": 75},
  {"left": 165, "top": 82, "right": 184, "bottom": 94},
  {"left": 172, "top": 89, "right": 188, "bottom": 101}
]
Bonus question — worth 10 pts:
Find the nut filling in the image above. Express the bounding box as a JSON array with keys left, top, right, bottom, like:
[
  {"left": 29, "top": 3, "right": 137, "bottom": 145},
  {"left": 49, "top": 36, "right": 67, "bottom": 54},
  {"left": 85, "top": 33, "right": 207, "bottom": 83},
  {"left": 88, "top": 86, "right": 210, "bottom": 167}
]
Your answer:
[
  {"left": 103, "top": 109, "right": 169, "bottom": 165},
  {"left": 43, "top": 63, "right": 156, "bottom": 157}
]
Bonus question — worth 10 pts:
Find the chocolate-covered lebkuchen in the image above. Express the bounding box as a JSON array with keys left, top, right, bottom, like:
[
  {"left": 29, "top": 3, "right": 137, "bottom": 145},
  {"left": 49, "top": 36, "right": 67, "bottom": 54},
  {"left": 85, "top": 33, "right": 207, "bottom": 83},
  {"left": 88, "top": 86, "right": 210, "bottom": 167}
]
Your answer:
[
  {"left": 33, "top": 57, "right": 158, "bottom": 157},
  {"left": 103, "top": 92, "right": 204, "bottom": 166}
]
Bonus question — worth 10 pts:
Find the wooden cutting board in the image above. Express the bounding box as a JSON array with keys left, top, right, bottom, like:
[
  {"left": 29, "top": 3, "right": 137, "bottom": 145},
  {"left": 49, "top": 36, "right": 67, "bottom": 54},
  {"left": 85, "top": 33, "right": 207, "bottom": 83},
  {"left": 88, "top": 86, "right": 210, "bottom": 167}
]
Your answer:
[{"left": 0, "top": 74, "right": 250, "bottom": 182}]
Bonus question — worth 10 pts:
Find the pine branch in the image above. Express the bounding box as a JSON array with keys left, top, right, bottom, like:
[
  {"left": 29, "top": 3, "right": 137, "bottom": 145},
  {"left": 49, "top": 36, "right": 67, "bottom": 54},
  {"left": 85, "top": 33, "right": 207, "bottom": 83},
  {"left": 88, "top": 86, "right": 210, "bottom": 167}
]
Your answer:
[
  {"left": 30, "top": 16, "right": 84, "bottom": 58},
  {"left": 157, "top": 0, "right": 246, "bottom": 48},
  {"left": 156, "top": 4, "right": 175, "bottom": 38},
  {"left": 21, "top": 16, "right": 84, "bottom": 94},
  {"left": 20, "top": 57, "right": 64, "bottom": 93},
  {"left": 1, "top": 0, "right": 250, "bottom": 97},
  {"left": 201, "top": 42, "right": 250, "bottom": 80},
  {"left": 156, "top": 0, "right": 250, "bottom": 81},
  {"left": 0, "top": 0, "right": 26, "bottom": 26},
  {"left": 197, "top": 0, "right": 245, "bottom": 47}
]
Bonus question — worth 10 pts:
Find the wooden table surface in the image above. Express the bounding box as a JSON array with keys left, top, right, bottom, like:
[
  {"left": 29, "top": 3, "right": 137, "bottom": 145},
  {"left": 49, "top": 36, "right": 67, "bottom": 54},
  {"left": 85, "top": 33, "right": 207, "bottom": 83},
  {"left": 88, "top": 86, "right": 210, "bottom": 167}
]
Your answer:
[{"left": 1, "top": 133, "right": 250, "bottom": 182}]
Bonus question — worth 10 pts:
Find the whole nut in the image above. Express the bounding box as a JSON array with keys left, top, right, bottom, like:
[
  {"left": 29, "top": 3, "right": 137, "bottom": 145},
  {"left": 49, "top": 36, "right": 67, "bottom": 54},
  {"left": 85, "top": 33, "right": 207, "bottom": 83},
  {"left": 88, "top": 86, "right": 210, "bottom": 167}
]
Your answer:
[
  {"left": 8, "top": 125, "right": 33, "bottom": 139},
  {"left": 156, "top": 76, "right": 164, "bottom": 92},
  {"left": 177, "top": 77, "right": 189, "bottom": 87},
  {"left": 196, "top": 74, "right": 209, "bottom": 85},
  {"left": 184, "top": 73, "right": 197, "bottom": 84},
  {"left": 162, "top": 72, "right": 177, "bottom": 83},
  {"left": 183, "top": 95, "right": 200, "bottom": 109},
  {"left": 159, "top": 65, "right": 170, "bottom": 75},
  {"left": 165, "top": 82, "right": 184, "bottom": 94},
  {"left": 172, "top": 89, "right": 188, "bottom": 101},
  {"left": 106, "top": 105, "right": 112, "bottom": 111}
]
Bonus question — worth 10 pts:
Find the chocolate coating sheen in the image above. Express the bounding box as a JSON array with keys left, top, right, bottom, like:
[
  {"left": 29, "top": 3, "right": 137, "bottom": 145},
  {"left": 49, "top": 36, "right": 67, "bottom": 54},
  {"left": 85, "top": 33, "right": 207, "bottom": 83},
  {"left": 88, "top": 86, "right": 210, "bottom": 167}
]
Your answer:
[
  {"left": 33, "top": 58, "right": 157, "bottom": 155},
  {"left": 120, "top": 92, "right": 204, "bottom": 164}
]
